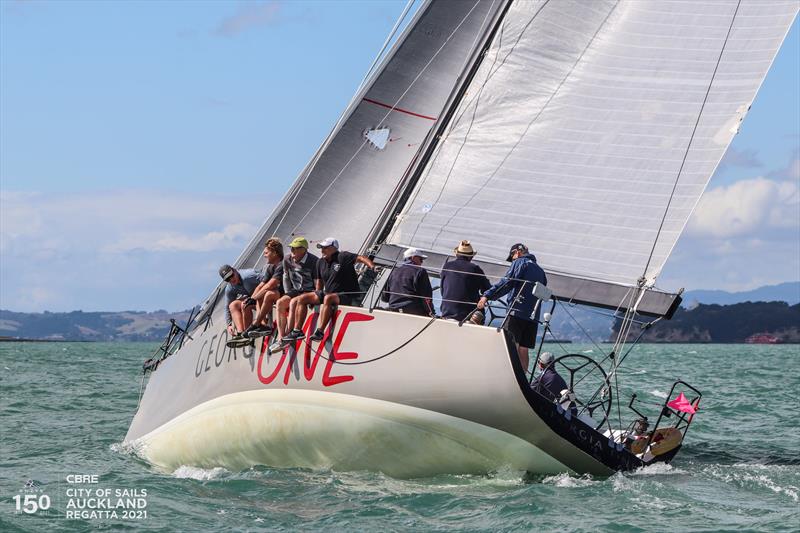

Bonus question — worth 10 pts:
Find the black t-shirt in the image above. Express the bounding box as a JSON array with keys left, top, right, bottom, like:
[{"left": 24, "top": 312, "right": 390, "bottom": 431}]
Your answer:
[
  {"left": 261, "top": 262, "right": 285, "bottom": 294},
  {"left": 316, "top": 251, "right": 359, "bottom": 295}
]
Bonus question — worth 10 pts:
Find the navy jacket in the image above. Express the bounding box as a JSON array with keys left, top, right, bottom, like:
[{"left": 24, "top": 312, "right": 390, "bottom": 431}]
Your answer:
[
  {"left": 440, "top": 257, "right": 491, "bottom": 321},
  {"left": 533, "top": 366, "right": 568, "bottom": 401},
  {"left": 483, "top": 253, "right": 547, "bottom": 321},
  {"left": 382, "top": 260, "right": 433, "bottom": 314}
]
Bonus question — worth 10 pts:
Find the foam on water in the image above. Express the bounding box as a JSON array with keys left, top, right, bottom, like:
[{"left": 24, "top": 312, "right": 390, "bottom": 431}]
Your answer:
[{"left": 172, "top": 465, "right": 230, "bottom": 481}]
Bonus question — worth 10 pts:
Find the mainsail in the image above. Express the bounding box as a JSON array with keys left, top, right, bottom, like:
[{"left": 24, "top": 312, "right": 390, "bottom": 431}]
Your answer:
[{"left": 385, "top": 0, "right": 798, "bottom": 310}]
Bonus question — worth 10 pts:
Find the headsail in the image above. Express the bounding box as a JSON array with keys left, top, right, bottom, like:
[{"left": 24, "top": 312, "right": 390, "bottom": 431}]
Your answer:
[{"left": 385, "top": 0, "right": 798, "bottom": 309}]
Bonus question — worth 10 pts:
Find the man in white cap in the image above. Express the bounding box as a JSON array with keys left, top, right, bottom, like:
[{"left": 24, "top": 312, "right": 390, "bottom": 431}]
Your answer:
[
  {"left": 308, "top": 237, "right": 375, "bottom": 342},
  {"left": 531, "top": 352, "right": 567, "bottom": 401},
  {"left": 381, "top": 248, "right": 433, "bottom": 316}
]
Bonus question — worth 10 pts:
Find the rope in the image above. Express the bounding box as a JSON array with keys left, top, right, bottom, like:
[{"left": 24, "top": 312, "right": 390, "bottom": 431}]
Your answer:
[
  {"left": 639, "top": 0, "right": 742, "bottom": 282},
  {"left": 291, "top": 315, "right": 438, "bottom": 366}
]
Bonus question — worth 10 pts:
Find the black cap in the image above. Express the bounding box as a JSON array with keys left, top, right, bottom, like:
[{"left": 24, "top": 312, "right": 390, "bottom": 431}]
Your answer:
[
  {"left": 505, "top": 243, "right": 527, "bottom": 262},
  {"left": 219, "top": 264, "right": 235, "bottom": 281}
]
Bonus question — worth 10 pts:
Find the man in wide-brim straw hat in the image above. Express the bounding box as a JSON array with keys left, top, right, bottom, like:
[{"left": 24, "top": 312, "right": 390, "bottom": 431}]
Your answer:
[{"left": 440, "top": 240, "right": 491, "bottom": 323}]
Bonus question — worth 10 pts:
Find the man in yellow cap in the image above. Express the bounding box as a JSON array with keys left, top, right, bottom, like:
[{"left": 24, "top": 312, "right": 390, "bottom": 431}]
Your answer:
[{"left": 272, "top": 236, "right": 319, "bottom": 350}]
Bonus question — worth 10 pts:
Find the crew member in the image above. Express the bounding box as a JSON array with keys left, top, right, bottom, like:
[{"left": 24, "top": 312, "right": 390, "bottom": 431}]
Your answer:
[
  {"left": 308, "top": 237, "right": 375, "bottom": 342},
  {"left": 531, "top": 352, "right": 567, "bottom": 401},
  {"left": 478, "top": 243, "right": 547, "bottom": 372},
  {"left": 276, "top": 236, "right": 319, "bottom": 346},
  {"left": 440, "top": 240, "right": 491, "bottom": 322},
  {"left": 245, "top": 237, "right": 285, "bottom": 338},
  {"left": 381, "top": 248, "right": 433, "bottom": 316},
  {"left": 219, "top": 264, "right": 261, "bottom": 339}
]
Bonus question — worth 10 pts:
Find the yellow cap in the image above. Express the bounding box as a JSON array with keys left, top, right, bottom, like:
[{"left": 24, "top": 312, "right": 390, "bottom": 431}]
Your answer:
[{"left": 289, "top": 236, "right": 309, "bottom": 249}]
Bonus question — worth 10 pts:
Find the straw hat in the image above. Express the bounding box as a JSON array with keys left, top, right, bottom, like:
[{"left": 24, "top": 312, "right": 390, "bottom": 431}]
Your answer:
[{"left": 454, "top": 240, "right": 476, "bottom": 257}]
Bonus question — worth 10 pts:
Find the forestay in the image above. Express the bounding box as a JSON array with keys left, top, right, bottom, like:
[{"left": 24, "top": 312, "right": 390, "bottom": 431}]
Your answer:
[{"left": 387, "top": 0, "right": 798, "bottom": 289}]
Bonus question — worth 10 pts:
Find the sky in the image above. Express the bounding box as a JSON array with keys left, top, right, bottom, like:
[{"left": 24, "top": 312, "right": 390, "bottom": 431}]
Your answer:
[{"left": 0, "top": 0, "right": 798, "bottom": 313}]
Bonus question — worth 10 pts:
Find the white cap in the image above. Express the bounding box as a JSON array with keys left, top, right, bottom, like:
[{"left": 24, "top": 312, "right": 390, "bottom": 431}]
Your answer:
[
  {"left": 539, "top": 352, "right": 554, "bottom": 365},
  {"left": 316, "top": 237, "right": 339, "bottom": 249},
  {"left": 403, "top": 247, "right": 428, "bottom": 260}
]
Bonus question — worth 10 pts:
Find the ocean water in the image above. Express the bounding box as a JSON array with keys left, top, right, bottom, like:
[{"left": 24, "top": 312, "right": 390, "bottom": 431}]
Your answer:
[{"left": 1, "top": 342, "right": 798, "bottom": 532}]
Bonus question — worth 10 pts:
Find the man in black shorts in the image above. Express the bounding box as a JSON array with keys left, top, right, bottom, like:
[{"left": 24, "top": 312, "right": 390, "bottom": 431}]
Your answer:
[
  {"left": 478, "top": 243, "right": 547, "bottom": 374},
  {"left": 244, "top": 237, "right": 285, "bottom": 338},
  {"left": 308, "top": 237, "right": 375, "bottom": 342}
]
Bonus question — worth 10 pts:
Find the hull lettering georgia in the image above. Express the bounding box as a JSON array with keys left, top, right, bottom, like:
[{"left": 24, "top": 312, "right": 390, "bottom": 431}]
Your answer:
[{"left": 257, "top": 311, "right": 374, "bottom": 387}]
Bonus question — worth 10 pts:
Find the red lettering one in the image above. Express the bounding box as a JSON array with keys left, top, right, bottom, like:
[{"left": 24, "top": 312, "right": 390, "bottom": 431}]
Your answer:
[{"left": 322, "top": 312, "right": 373, "bottom": 386}]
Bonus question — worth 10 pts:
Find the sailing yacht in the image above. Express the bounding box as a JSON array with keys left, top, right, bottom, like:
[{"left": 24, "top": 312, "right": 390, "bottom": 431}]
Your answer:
[{"left": 124, "top": 0, "right": 798, "bottom": 477}]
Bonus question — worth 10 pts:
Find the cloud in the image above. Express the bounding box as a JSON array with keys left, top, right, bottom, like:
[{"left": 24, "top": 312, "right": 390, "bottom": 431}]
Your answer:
[
  {"left": 106, "top": 222, "right": 258, "bottom": 253},
  {"left": 0, "top": 189, "right": 277, "bottom": 312},
  {"left": 215, "top": 1, "right": 282, "bottom": 37},
  {"left": 687, "top": 177, "right": 799, "bottom": 238}
]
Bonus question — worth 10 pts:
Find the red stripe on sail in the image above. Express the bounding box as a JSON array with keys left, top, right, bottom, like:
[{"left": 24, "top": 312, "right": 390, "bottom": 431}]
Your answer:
[{"left": 362, "top": 98, "right": 437, "bottom": 121}]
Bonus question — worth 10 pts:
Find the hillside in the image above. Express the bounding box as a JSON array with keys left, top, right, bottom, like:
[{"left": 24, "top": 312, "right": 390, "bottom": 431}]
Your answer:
[
  {"left": 0, "top": 309, "right": 193, "bottom": 342},
  {"left": 616, "top": 301, "right": 800, "bottom": 343},
  {"left": 682, "top": 282, "right": 800, "bottom": 307}
]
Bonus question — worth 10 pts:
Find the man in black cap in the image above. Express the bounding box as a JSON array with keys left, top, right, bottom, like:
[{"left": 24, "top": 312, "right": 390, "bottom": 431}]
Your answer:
[
  {"left": 219, "top": 264, "right": 262, "bottom": 339},
  {"left": 478, "top": 243, "right": 547, "bottom": 373}
]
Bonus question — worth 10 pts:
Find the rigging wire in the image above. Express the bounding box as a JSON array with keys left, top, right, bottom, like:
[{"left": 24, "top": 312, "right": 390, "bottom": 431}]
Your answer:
[{"left": 639, "top": 0, "right": 742, "bottom": 283}]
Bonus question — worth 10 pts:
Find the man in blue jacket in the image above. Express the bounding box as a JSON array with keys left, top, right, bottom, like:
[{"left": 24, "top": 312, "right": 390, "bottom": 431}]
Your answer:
[{"left": 477, "top": 243, "right": 547, "bottom": 374}]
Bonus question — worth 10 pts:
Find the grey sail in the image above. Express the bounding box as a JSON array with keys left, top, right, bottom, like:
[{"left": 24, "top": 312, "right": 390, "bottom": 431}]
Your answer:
[
  {"left": 385, "top": 0, "right": 798, "bottom": 313},
  {"left": 238, "top": 0, "right": 505, "bottom": 265}
]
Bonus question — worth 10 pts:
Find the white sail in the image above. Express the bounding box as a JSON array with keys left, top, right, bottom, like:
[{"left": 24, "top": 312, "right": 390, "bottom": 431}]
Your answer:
[{"left": 387, "top": 0, "right": 798, "bottom": 288}]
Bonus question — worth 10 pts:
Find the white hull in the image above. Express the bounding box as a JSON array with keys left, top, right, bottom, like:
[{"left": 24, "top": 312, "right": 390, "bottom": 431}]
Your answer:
[{"left": 126, "top": 307, "right": 613, "bottom": 477}]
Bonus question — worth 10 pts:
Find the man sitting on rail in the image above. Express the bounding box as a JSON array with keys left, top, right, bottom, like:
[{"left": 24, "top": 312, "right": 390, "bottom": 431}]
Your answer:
[
  {"left": 308, "top": 237, "right": 376, "bottom": 342},
  {"left": 381, "top": 248, "right": 433, "bottom": 316},
  {"left": 275, "top": 236, "right": 319, "bottom": 347},
  {"left": 477, "top": 243, "right": 547, "bottom": 373},
  {"left": 219, "top": 264, "right": 261, "bottom": 341},
  {"left": 243, "top": 237, "right": 285, "bottom": 338}
]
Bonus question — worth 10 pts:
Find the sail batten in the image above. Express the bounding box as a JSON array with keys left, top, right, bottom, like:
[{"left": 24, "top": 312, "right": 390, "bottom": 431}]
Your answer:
[{"left": 386, "top": 0, "right": 797, "bottom": 291}]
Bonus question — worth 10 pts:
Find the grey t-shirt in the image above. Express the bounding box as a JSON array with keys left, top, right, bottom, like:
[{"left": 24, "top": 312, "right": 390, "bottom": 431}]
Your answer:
[
  {"left": 282, "top": 252, "right": 319, "bottom": 295},
  {"left": 224, "top": 268, "right": 261, "bottom": 325}
]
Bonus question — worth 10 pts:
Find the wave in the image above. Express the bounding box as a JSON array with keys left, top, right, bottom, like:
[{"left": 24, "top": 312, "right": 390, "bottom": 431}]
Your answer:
[
  {"left": 702, "top": 463, "right": 799, "bottom": 503},
  {"left": 172, "top": 465, "right": 230, "bottom": 481}
]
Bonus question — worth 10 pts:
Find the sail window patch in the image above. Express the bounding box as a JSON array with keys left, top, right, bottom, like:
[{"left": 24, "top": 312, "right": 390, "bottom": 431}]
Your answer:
[{"left": 364, "top": 127, "right": 391, "bottom": 150}]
